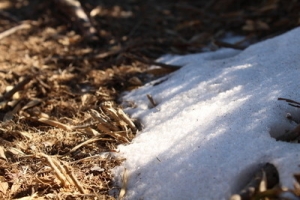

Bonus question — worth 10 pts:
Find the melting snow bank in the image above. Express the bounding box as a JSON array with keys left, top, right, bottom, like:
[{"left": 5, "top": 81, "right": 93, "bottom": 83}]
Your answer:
[{"left": 113, "top": 28, "right": 300, "bottom": 200}]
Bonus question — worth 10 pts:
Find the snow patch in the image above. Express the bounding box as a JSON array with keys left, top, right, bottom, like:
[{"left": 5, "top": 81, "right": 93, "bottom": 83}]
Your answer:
[{"left": 114, "top": 28, "right": 300, "bottom": 200}]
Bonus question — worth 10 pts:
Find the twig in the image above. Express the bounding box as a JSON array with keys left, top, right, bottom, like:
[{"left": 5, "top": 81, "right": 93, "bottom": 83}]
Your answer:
[
  {"left": 213, "top": 40, "right": 245, "bottom": 50},
  {"left": 1, "top": 76, "right": 32, "bottom": 100},
  {"left": 0, "top": 23, "right": 31, "bottom": 41},
  {"left": 64, "top": 137, "right": 113, "bottom": 155},
  {"left": 38, "top": 153, "right": 70, "bottom": 187},
  {"left": 37, "top": 117, "right": 73, "bottom": 131},
  {"left": 278, "top": 97, "right": 300, "bottom": 108},
  {"left": 147, "top": 94, "right": 157, "bottom": 108},
  {"left": 63, "top": 162, "right": 86, "bottom": 194}
]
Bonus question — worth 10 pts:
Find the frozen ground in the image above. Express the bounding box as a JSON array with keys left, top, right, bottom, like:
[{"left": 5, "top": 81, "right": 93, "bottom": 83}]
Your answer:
[{"left": 114, "top": 28, "right": 300, "bottom": 199}]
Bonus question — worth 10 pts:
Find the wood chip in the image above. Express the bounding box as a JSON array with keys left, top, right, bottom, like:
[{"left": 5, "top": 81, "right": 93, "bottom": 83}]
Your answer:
[
  {"left": 37, "top": 117, "right": 72, "bottom": 131},
  {"left": 21, "top": 99, "right": 42, "bottom": 111},
  {"left": 0, "top": 146, "right": 7, "bottom": 161}
]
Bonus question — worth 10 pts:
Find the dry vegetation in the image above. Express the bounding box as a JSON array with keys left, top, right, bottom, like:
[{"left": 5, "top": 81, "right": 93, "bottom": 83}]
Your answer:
[{"left": 0, "top": 0, "right": 299, "bottom": 199}]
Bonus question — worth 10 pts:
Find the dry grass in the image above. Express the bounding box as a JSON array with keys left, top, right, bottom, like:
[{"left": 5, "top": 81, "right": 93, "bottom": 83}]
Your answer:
[{"left": 0, "top": 79, "right": 137, "bottom": 199}]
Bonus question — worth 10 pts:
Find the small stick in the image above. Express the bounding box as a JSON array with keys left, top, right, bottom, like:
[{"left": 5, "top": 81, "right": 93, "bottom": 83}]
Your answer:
[
  {"left": 278, "top": 97, "right": 300, "bottom": 104},
  {"left": 147, "top": 94, "right": 157, "bottom": 108},
  {"left": 278, "top": 97, "right": 300, "bottom": 108},
  {"left": 213, "top": 40, "right": 245, "bottom": 50},
  {"left": 1, "top": 76, "right": 32, "bottom": 100},
  {"left": 38, "top": 153, "right": 70, "bottom": 187},
  {"left": 0, "top": 23, "right": 31, "bottom": 41},
  {"left": 37, "top": 117, "right": 73, "bottom": 131},
  {"left": 63, "top": 162, "right": 86, "bottom": 194},
  {"left": 63, "top": 137, "right": 113, "bottom": 156}
]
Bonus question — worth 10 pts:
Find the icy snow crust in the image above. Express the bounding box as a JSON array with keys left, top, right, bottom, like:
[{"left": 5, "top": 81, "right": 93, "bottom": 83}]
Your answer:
[{"left": 115, "top": 28, "right": 300, "bottom": 200}]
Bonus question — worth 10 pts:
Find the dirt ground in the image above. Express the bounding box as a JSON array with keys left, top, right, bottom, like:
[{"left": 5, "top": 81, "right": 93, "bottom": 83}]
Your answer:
[{"left": 0, "top": 0, "right": 299, "bottom": 199}]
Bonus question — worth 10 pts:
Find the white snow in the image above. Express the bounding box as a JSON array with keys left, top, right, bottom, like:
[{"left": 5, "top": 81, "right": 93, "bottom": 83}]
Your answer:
[{"left": 114, "top": 28, "right": 300, "bottom": 200}]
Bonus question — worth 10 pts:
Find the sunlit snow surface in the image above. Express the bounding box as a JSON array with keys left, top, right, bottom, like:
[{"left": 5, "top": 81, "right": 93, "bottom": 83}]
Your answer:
[{"left": 114, "top": 28, "right": 300, "bottom": 200}]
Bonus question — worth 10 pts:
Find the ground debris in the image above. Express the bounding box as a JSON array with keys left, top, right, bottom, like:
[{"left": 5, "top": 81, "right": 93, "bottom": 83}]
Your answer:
[{"left": 230, "top": 163, "right": 280, "bottom": 200}]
